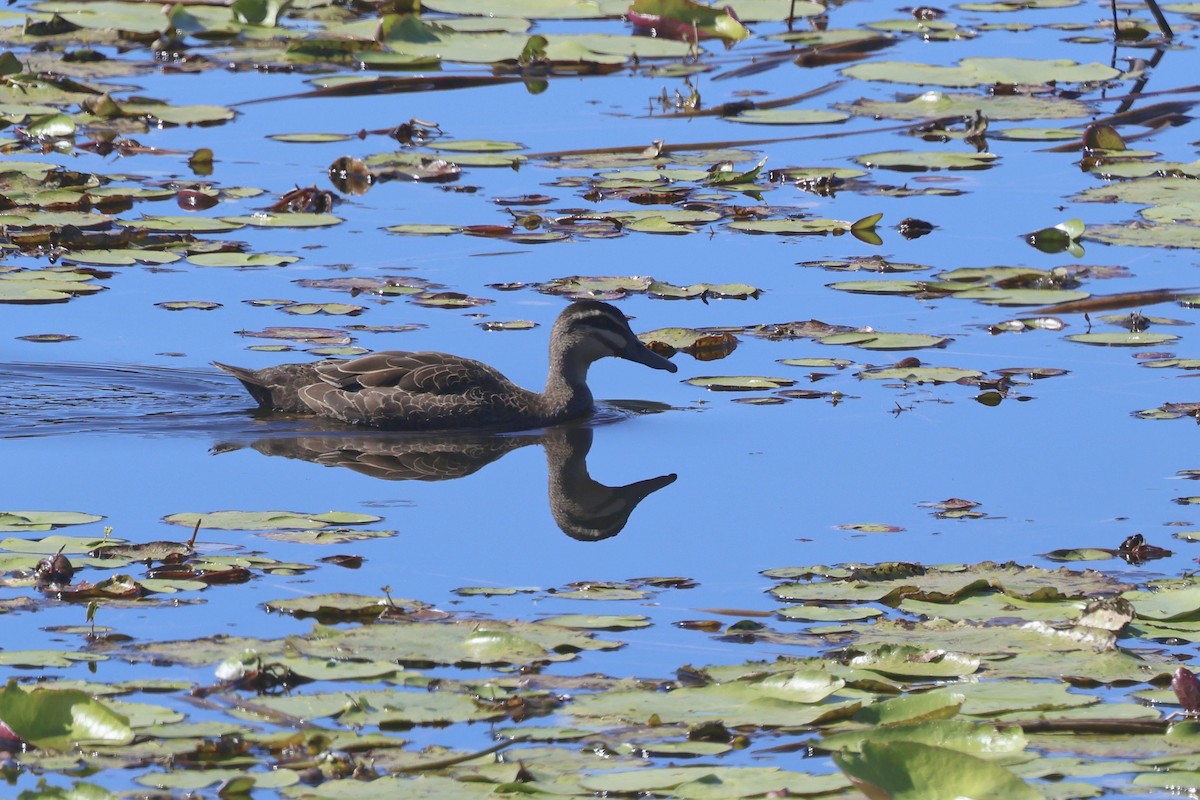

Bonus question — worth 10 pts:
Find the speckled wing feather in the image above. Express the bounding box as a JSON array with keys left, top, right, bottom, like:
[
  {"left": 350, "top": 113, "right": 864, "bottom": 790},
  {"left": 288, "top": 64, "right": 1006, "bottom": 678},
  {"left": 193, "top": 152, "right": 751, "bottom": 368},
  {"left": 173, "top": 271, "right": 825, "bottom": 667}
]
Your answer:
[
  {"left": 300, "top": 351, "right": 533, "bottom": 430},
  {"left": 314, "top": 352, "right": 509, "bottom": 395}
]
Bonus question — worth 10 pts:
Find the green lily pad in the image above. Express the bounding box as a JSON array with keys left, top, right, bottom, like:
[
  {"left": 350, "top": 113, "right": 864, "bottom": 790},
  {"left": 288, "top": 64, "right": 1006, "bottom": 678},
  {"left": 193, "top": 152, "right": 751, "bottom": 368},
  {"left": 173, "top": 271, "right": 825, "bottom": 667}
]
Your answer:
[
  {"left": 385, "top": 223, "right": 463, "bottom": 235},
  {"left": 778, "top": 605, "right": 884, "bottom": 622},
  {"left": 0, "top": 511, "right": 103, "bottom": 532},
  {"left": 953, "top": 288, "right": 1090, "bottom": 307},
  {"left": 267, "top": 132, "right": 354, "bottom": 143},
  {"left": 684, "top": 375, "right": 797, "bottom": 391},
  {"left": 646, "top": 281, "right": 761, "bottom": 299},
  {"left": 235, "top": 326, "right": 350, "bottom": 343},
  {"left": 580, "top": 766, "right": 847, "bottom": 796},
  {"left": 0, "top": 681, "right": 133, "bottom": 751},
  {"left": 1065, "top": 332, "right": 1179, "bottom": 346},
  {"left": 279, "top": 302, "right": 366, "bottom": 316},
  {"left": 840, "top": 91, "right": 1093, "bottom": 121},
  {"left": 728, "top": 109, "right": 850, "bottom": 125},
  {"left": 222, "top": 213, "right": 343, "bottom": 228},
  {"left": 828, "top": 280, "right": 928, "bottom": 295},
  {"left": 155, "top": 301, "right": 221, "bottom": 311},
  {"left": 162, "top": 510, "right": 381, "bottom": 531},
  {"left": 540, "top": 614, "right": 652, "bottom": 630},
  {"left": 855, "top": 150, "right": 999, "bottom": 171},
  {"left": 834, "top": 741, "right": 1041, "bottom": 799},
  {"left": 0, "top": 267, "right": 107, "bottom": 304},
  {"left": 844, "top": 57, "right": 1121, "bottom": 87},
  {"left": 818, "top": 331, "right": 952, "bottom": 351},
  {"left": 187, "top": 253, "right": 300, "bottom": 268},
  {"left": 17, "top": 333, "right": 78, "bottom": 342},
  {"left": 263, "top": 593, "right": 420, "bottom": 622}
]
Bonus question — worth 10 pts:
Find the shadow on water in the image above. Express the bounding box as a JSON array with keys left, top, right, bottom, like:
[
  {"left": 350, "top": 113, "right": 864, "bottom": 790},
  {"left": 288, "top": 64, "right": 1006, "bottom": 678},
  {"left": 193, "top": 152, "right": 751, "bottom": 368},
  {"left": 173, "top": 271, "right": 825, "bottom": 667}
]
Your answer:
[
  {"left": 217, "top": 423, "right": 676, "bottom": 541},
  {"left": 1, "top": 361, "right": 677, "bottom": 540}
]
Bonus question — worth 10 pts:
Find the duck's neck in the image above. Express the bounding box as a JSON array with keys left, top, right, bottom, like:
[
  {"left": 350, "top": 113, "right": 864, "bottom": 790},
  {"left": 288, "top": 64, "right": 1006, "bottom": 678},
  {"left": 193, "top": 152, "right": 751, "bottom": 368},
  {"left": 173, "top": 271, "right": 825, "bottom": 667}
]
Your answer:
[{"left": 542, "top": 339, "right": 594, "bottom": 421}]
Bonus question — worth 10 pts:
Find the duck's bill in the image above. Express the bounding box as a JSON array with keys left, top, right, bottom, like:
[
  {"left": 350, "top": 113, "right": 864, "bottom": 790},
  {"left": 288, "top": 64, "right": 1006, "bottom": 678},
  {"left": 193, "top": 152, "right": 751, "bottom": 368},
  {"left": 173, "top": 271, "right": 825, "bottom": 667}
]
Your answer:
[{"left": 622, "top": 340, "right": 679, "bottom": 373}]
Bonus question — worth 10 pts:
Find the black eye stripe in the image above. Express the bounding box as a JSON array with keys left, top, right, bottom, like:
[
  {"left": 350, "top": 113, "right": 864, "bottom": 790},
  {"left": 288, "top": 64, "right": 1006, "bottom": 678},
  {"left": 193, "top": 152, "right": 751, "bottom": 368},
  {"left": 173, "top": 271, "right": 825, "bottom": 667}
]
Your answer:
[{"left": 572, "top": 311, "right": 629, "bottom": 337}]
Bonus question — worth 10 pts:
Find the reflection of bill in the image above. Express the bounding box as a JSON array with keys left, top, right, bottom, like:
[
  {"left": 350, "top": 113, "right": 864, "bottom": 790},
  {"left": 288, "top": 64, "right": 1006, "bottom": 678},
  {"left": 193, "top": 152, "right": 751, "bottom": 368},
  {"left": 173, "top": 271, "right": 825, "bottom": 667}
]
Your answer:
[{"left": 222, "top": 424, "right": 675, "bottom": 542}]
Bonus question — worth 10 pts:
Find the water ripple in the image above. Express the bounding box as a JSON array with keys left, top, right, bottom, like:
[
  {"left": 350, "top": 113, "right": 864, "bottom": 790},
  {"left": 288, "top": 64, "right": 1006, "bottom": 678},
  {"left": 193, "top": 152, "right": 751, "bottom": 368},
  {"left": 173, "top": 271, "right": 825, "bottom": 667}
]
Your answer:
[{"left": 0, "top": 362, "right": 673, "bottom": 439}]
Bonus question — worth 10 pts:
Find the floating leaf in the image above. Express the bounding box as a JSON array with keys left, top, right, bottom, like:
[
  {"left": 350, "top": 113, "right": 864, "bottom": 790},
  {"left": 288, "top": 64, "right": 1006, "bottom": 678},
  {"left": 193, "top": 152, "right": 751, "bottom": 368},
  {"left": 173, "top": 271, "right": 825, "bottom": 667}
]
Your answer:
[
  {"left": 155, "top": 301, "right": 221, "bottom": 311},
  {"left": 268, "top": 132, "right": 354, "bottom": 143},
  {"left": 684, "top": 375, "right": 797, "bottom": 391},
  {"left": 235, "top": 326, "right": 351, "bottom": 344},
  {"left": 729, "top": 109, "right": 850, "bottom": 125},
  {"left": 844, "top": 57, "right": 1121, "bottom": 87},
  {"left": 477, "top": 319, "right": 537, "bottom": 331},
  {"left": 279, "top": 302, "right": 366, "bottom": 316},
  {"left": 627, "top": 0, "right": 751, "bottom": 41},
  {"left": 222, "top": 213, "right": 343, "bottom": 228},
  {"left": 646, "top": 281, "right": 760, "bottom": 299},
  {"left": 17, "top": 333, "right": 78, "bottom": 342},
  {"left": 187, "top": 253, "right": 300, "bottom": 268},
  {"left": 855, "top": 150, "right": 999, "bottom": 171},
  {"left": 0, "top": 681, "right": 133, "bottom": 751},
  {"left": 411, "top": 291, "right": 492, "bottom": 308},
  {"left": 0, "top": 511, "right": 103, "bottom": 532},
  {"left": 1065, "top": 332, "right": 1179, "bottom": 347},
  {"left": 162, "top": 510, "right": 381, "bottom": 531},
  {"left": 835, "top": 741, "right": 1041, "bottom": 799},
  {"left": 1026, "top": 218, "right": 1085, "bottom": 256},
  {"left": 819, "top": 331, "right": 952, "bottom": 351}
]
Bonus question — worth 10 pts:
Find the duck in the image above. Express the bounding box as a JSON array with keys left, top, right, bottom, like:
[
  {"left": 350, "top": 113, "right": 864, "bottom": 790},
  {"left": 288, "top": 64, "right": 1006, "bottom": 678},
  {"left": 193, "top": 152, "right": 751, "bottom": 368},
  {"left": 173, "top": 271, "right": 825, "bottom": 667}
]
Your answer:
[{"left": 213, "top": 299, "right": 678, "bottom": 431}]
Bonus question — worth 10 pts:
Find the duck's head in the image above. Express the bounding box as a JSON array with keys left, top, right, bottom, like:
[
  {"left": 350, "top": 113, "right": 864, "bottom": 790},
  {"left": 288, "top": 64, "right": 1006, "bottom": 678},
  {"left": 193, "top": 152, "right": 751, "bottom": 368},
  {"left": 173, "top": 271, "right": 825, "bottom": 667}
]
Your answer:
[{"left": 555, "top": 300, "right": 678, "bottom": 373}]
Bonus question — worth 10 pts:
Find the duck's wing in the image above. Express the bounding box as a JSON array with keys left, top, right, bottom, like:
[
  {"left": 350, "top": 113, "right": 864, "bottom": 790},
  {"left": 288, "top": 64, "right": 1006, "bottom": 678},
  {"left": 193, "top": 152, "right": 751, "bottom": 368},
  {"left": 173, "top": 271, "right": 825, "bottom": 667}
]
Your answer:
[
  {"left": 314, "top": 351, "right": 510, "bottom": 396},
  {"left": 300, "top": 351, "right": 528, "bottom": 429}
]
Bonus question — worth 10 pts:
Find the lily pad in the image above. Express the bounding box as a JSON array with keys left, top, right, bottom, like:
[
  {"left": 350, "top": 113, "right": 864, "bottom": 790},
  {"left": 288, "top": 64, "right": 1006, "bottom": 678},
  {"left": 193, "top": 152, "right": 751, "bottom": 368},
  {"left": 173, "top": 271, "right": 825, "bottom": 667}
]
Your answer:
[
  {"left": 162, "top": 510, "right": 382, "bottom": 531},
  {"left": 1065, "top": 332, "right": 1179, "bottom": 347},
  {"left": 684, "top": 375, "right": 797, "bottom": 391},
  {"left": 729, "top": 109, "right": 850, "bottom": 125},
  {"left": 844, "top": 57, "right": 1121, "bottom": 87},
  {"left": 0, "top": 511, "right": 103, "bottom": 532},
  {"left": 855, "top": 150, "right": 999, "bottom": 171},
  {"left": 835, "top": 741, "right": 1041, "bottom": 799},
  {"left": 818, "top": 331, "right": 952, "bottom": 351}
]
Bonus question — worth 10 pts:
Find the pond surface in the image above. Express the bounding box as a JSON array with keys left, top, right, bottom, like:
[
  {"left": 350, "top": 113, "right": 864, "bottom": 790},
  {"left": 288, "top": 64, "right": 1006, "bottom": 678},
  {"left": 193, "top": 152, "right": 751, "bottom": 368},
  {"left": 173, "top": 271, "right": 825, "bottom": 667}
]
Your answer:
[{"left": 2, "top": 0, "right": 1200, "bottom": 796}]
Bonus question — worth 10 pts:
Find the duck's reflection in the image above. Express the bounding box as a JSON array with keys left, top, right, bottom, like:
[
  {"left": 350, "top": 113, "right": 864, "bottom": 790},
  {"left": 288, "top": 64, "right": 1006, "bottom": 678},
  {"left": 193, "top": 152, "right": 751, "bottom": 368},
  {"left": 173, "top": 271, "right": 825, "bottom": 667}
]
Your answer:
[{"left": 219, "top": 423, "right": 675, "bottom": 542}]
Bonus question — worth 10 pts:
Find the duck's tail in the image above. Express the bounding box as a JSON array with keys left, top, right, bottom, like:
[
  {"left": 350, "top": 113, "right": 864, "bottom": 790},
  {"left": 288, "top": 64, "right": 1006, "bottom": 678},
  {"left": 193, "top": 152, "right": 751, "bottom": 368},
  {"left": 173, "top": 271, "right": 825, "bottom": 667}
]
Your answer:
[{"left": 212, "top": 361, "right": 276, "bottom": 408}]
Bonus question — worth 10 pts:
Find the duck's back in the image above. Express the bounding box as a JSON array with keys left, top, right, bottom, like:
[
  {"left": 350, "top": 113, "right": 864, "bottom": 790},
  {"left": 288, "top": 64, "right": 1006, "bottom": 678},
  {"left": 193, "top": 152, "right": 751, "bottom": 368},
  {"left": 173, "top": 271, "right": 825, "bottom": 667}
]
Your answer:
[{"left": 299, "top": 351, "right": 543, "bottom": 430}]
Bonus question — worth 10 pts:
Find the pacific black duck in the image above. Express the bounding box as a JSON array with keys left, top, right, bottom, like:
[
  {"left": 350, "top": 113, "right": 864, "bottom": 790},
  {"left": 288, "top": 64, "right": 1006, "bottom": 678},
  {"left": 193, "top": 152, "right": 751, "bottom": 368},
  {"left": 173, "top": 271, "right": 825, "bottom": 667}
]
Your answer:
[{"left": 214, "top": 300, "right": 677, "bottom": 431}]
